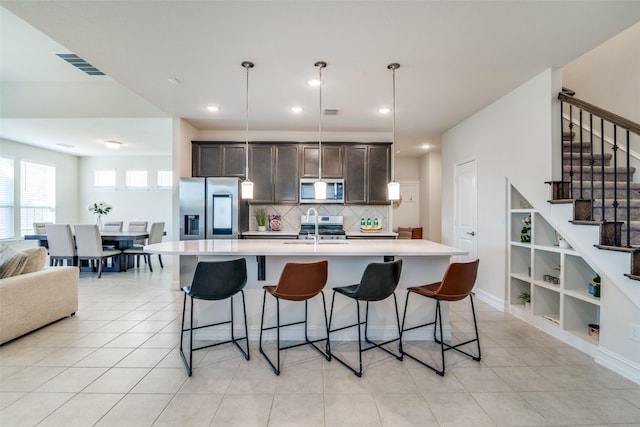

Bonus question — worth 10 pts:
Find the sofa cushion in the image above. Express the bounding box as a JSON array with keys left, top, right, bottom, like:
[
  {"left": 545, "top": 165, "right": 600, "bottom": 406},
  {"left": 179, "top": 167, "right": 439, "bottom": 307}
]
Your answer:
[
  {"left": 21, "top": 247, "right": 47, "bottom": 274},
  {"left": 0, "top": 244, "right": 28, "bottom": 279}
]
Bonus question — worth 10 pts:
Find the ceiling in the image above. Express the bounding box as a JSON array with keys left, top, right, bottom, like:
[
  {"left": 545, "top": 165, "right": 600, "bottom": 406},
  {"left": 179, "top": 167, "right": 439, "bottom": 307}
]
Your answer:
[{"left": 2, "top": 1, "right": 640, "bottom": 158}]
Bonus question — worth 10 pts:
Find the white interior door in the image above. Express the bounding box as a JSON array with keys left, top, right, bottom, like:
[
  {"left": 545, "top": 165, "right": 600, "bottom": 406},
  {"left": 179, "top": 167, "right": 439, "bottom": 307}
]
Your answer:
[{"left": 454, "top": 159, "right": 478, "bottom": 262}]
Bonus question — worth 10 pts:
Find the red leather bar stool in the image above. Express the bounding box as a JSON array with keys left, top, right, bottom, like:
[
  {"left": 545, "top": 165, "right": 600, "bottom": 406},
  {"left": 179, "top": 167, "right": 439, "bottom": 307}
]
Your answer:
[
  {"left": 179, "top": 258, "right": 249, "bottom": 376},
  {"left": 401, "top": 259, "right": 481, "bottom": 376},
  {"left": 259, "top": 260, "right": 330, "bottom": 375},
  {"left": 327, "top": 259, "right": 403, "bottom": 377}
]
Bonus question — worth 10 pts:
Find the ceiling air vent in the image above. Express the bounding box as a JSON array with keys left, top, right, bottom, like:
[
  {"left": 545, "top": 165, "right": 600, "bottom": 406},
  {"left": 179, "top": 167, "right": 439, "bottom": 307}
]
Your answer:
[
  {"left": 323, "top": 108, "right": 339, "bottom": 116},
  {"left": 55, "top": 53, "right": 105, "bottom": 76}
]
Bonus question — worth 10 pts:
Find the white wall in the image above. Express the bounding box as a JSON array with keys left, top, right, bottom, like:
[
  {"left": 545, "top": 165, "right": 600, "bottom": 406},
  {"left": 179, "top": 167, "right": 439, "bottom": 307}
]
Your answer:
[
  {"left": 441, "top": 68, "right": 559, "bottom": 304},
  {"left": 78, "top": 156, "right": 173, "bottom": 240},
  {"left": 420, "top": 151, "right": 442, "bottom": 242},
  {"left": 1, "top": 138, "right": 79, "bottom": 237}
]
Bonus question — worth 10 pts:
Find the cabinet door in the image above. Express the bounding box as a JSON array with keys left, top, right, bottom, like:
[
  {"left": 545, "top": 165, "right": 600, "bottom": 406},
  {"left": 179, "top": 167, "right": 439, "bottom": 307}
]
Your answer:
[
  {"left": 222, "top": 145, "right": 246, "bottom": 177},
  {"left": 274, "top": 145, "right": 299, "bottom": 203},
  {"left": 344, "top": 145, "right": 367, "bottom": 204},
  {"left": 249, "top": 145, "right": 274, "bottom": 203},
  {"left": 368, "top": 145, "right": 391, "bottom": 204},
  {"left": 192, "top": 144, "right": 221, "bottom": 177},
  {"left": 300, "top": 144, "right": 343, "bottom": 178}
]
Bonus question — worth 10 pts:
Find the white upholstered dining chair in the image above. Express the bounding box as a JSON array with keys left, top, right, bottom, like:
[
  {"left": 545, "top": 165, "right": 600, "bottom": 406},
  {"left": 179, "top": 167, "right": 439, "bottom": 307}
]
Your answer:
[
  {"left": 45, "top": 224, "right": 77, "bottom": 266},
  {"left": 74, "top": 224, "right": 121, "bottom": 278},
  {"left": 123, "top": 222, "right": 164, "bottom": 271}
]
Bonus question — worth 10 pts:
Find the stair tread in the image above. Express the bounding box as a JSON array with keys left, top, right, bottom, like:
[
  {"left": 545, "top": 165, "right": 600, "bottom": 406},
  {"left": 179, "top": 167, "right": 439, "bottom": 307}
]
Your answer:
[
  {"left": 595, "top": 244, "right": 639, "bottom": 253},
  {"left": 623, "top": 274, "right": 640, "bottom": 281}
]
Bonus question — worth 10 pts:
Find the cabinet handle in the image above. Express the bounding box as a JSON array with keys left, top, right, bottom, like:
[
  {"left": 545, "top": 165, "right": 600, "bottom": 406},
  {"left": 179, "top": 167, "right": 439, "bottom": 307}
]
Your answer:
[{"left": 466, "top": 231, "right": 476, "bottom": 236}]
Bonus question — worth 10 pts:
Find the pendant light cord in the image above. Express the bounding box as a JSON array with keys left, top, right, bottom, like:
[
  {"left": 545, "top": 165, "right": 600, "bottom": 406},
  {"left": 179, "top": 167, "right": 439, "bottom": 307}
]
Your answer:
[
  {"left": 315, "top": 61, "right": 326, "bottom": 181},
  {"left": 391, "top": 64, "right": 396, "bottom": 182},
  {"left": 242, "top": 61, "right": 253, "bottom": 181}
]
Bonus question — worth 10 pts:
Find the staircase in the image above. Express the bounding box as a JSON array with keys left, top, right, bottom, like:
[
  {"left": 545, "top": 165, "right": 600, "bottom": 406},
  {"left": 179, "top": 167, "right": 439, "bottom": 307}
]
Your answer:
[{"left": 548, "top": 90, "right": 640, "bottom": 280}]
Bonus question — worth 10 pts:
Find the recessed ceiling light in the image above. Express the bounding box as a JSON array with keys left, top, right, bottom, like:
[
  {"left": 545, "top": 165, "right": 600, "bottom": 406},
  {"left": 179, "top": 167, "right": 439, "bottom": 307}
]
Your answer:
[
  {"left": 105, "top": 140, "right": 122, "bottom": 149},
  {"left": 307, "top": 79, "right": 322, "bottom": 87},
  {"left": 167, "top": 77, "right": 180, "bottom": 85},
  {"left": 290, "top": 106, "right": 303, "bottom": 113},
  {"left": 207, "top": 106, "right": 221, "bottom": 112},
  {"left": 421, "top": 144, "right": 431, "bottom": 149},
  {"left": 378, "top": 107, "right": 391, "bottom": 114}
]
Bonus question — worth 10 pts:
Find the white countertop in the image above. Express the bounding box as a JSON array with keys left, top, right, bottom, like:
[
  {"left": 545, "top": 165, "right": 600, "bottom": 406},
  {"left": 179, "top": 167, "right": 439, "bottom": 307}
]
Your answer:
[
  {"left": 145, "top": 239, "right": 465, "bottom": 257},
  {"left": 346, "top": 231, "right": 398, "bottom": 238}
]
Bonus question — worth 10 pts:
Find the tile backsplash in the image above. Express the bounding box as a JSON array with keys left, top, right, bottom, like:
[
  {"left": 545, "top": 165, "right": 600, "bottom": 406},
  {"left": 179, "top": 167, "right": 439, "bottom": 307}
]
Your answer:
[{"left": 249, "top": 204, "right": 392, "bottom": 232}]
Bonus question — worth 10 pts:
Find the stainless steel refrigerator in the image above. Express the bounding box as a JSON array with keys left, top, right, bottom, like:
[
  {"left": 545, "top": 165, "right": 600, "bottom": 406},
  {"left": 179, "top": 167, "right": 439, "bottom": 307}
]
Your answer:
[{"left": 178, "top": 177, "right": 249, "bottom": 284}]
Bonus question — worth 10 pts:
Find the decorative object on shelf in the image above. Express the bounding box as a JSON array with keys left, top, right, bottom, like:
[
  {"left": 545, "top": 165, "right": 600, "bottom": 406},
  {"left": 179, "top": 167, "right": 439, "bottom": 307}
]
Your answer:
[
  {"left": 520, "top": 214, "right": 531, "bottom": 243},
  {"left": 519, "top": 198, "right": 533, "bottom": 209},
  {"left": 255, "top": 208, "right": 267, "bottom": 231},
  {"left": 555, "top": 231, "right": 571, "bottom": 249},
  {"left": 268, "top": 214, "right": 281, "bottom": 231},
  {"left": 543, "top": 314, "right": 560, "bottom": 325},
  {"left": 241, "top": 60, "right": 255, "bottom": 199},
  {"left": 589, "top": 274, "right": 601, "bottom": 297},
  {"left": 543, "top": 274, "right": 560, "bottom": 285},
  {"left": 88, "top": 201, "right": 112, "bottom": 231},
  {"left": 517, "top": 290, "right": 531, "bottom": 310},
  {"left": 588, "top": 323, "right": 600, "bottom": 343}
]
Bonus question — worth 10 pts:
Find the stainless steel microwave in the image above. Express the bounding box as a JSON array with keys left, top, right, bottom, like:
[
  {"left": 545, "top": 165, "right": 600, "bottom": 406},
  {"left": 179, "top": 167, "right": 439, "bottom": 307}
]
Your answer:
[{"left": 299, "top": 178, "right": 344, "bottom": 204}]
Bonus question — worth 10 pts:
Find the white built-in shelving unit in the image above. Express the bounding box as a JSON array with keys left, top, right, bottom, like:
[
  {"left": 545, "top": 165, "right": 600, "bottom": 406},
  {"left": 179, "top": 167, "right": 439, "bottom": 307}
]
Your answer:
[{"left": 508, "top": 185, "right": 600, "bottom": 355}]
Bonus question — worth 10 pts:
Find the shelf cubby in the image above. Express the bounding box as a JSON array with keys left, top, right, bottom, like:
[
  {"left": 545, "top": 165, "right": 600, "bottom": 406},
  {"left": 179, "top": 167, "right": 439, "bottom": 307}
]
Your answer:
[
  {"left": 510, "top": 245, "right": 531, "bottom": 277},
  {"left": 533, "top": 286, "right": 560, "bottom": 326},
  {"left": 564, "top": 253, "right": 599, "bottom": 300},
  {"left": 563, "top": 294, "right": 600, "bottom": 342},
  {"left": 533, "top": 250, "right": 561, "bottom": 286},
  {"left": 510, "top": 276, "right": 531, "bottom": 305},
  {"left": 533, "top": 213, "right": 558, "bottom": 248},
  {"left": 510, "top": 211, "right": 532, "bottom": 243}
]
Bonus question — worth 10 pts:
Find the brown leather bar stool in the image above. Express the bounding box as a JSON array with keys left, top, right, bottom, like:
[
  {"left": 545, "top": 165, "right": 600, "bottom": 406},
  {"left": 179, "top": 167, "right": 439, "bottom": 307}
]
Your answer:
[
  {"left": 401, "top": 259, "right": 481, "bottom": 376},
  {"left": 180, "top": 258, "right": 249, "bottom": 376},
  {"left": 259, "top": 260, "right": 329, "bottom": 375},
  {"left": 327, "top": 259, "right": 403, "bottom": 377}
]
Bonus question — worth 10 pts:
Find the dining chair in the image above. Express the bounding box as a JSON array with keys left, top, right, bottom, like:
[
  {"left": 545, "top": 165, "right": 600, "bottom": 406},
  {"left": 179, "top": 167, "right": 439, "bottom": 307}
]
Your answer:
[
  {"left": 180, "top": 258, "right": 249, "bottom": 376},
  {"left": 327, "top": 259, "right": 403, "bottom": 377},
  {"left": 127, "top": 221, "right": 148, "bottom": 246},
  {"left": 45, "top": 224, "right": 77, "bottom": 266},
  {"left": 122, "top": 221, "right": 164, "bottom": 271},
  {"left": 33, "top": 222, "right": 52, "bottom": 235},
  {"left": 259, "top": 260, "right": 330, "bottom": 375},
  {"left": 400, "top": 259, "right": 481, "bottom": 376},
  {"left": 74, "top": 224, "right": 121, "bottom": 278},
  {"left": 102, "top": 221, "right": 123, "bottom": 232}
]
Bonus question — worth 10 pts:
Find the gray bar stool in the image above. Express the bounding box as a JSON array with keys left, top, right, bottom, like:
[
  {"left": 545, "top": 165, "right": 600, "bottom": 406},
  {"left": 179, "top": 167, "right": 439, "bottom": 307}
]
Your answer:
[
  {"left": 327, "top": 259, "right": 403, "bottom": 377},
  {"left": 180, "top": 258, "right": 249, "bottom": 376}
]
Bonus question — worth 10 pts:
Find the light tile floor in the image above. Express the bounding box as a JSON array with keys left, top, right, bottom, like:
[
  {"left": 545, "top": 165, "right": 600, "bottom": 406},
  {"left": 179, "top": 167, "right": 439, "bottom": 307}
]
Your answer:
[{"left": 2, "top": 260, "right": 640, "bottom": 426}]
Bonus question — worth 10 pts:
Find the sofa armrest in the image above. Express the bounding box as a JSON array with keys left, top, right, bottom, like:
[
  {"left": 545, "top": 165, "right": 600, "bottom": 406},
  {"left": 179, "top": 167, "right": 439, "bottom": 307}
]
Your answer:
[{"left": 0, "top": 267, "right": 79, "bottom": 344}]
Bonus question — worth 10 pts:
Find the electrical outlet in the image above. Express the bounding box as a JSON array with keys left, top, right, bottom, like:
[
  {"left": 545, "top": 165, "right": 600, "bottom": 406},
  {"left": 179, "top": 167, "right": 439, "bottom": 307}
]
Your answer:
[{"left": 631, "top": 323, "right": 640, "bottom": 342}]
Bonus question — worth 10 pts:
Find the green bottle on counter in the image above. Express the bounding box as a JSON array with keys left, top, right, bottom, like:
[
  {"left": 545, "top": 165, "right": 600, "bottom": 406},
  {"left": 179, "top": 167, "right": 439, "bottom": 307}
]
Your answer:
[
  {"left": 373, "top": 218, "right": 379, "bottom": 228},
  {"left": 360, "top": 217, "right": 366, "bottom": 228},
  {"left": 366, "top": 217, "right": 371, "bottom": 227}
]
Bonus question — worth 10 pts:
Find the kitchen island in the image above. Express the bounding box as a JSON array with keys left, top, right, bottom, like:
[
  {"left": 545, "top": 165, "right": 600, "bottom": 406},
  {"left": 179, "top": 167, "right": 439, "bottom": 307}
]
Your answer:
[{"left": 145, "top": 239, "right": 467, "bottom": 341}]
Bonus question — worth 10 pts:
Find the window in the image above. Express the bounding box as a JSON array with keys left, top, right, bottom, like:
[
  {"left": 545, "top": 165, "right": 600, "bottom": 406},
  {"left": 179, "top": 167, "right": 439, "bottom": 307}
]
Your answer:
[
  {"left": 20, "top": 161, "right": 55, "bottom": 236},
  {"left": 0, "top": 158, "right": 14, "bottom": 239},
  {"left": 95, "top": 170, "right": 116, "bottom": 188},
  {"left": 157, "top": 170, "right": 172, "bottom": 189},
  {"left": 126, "top": 170, "right": 147, "bottom": 189}
]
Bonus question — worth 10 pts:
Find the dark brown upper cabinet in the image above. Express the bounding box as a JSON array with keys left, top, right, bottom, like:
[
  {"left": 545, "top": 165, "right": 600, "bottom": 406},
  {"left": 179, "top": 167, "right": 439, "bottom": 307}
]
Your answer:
[
  {"left": 192, "top": 142, "right": 246, "bottom": 177},
  {"left": 344, "top": 144, "right": 391, "bottom": 205},
  {"left": 300, "top": 144, "right": 343, "bottom": 178},
  {"left": 274, "top": 144, "right": 299, "bottom": 203},
  {"left": 248, "top": 144, "right": 274, "bottom": 204}
]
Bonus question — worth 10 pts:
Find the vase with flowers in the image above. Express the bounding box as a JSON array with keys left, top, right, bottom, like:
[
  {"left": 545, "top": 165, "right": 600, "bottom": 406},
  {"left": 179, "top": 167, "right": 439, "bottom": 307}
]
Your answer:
[{"left": 88, "top": 201, "right": 112, "bottom": 231}]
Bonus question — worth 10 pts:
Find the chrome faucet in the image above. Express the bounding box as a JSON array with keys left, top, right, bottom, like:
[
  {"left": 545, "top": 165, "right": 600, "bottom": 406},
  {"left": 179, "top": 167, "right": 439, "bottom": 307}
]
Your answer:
[{"left": 305, "top": 207, "right": 319, "bottom": 242}]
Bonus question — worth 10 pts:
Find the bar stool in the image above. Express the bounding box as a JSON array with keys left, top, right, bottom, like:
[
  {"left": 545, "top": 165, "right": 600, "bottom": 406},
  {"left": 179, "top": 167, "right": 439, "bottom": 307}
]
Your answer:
[
  {"left": 180, "top": 258, "right": 249, "bottom": 376},
  {"left": 328, "top": 259, "right": 403, "bottom": 377},
  {"left": 259, "top": 260, "right": 329, "bottom": 375},
  {"left": 401, "top": 259, "right": 480, "bottom": 376}
]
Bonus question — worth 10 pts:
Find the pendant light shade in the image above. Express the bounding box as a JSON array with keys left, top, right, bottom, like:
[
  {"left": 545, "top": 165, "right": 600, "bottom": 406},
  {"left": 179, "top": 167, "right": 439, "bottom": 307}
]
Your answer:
[
  {"left": 387, "top": 62, "right": 400, "bottom": 201},
  {"left": 314, "top": 61, "right": 327, "bottom": 200},
  {"left": 241, "top": 61, "right": 254, "bottom": 199}
]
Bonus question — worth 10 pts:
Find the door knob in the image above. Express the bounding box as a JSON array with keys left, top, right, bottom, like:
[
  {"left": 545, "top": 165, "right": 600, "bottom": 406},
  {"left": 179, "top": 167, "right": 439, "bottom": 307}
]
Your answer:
[{"left": 466, "top": 231, "right": 476, "bottom": 236}]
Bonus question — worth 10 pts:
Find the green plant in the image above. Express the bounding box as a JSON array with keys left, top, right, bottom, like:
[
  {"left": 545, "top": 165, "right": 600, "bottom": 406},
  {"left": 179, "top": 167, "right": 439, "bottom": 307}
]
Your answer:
[
  {"left": 255, "top": 208, "right": 267, "bottom": 227},
  {"left": 593, "top": 274, "right": 601, "bottom": 284},
  {"left": 518, "top": 290, "right": 531, "bottom": 303}
]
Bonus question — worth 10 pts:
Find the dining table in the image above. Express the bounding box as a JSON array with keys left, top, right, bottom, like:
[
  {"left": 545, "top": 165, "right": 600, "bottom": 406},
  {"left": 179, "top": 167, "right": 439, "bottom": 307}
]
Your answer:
[{"left": 24, "top": 231, "right": 150, "bottom": 272}]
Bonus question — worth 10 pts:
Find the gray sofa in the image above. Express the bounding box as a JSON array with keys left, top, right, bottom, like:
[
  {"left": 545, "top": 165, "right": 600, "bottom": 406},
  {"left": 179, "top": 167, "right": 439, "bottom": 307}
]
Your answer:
[{"left": 0, "top": 266, "right": 79, "bottom": 344}]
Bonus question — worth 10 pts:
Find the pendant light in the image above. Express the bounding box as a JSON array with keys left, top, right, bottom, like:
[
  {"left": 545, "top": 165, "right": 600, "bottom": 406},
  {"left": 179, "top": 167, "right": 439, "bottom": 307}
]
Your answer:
[
  {"left": 314, "top": 61, "right": 327, "bottom": 200},
  {"left": 241, "top": 61, "right": 254, "bottom": 199},
  {"left": 387, "top": 63, "right": 401, "bottom": 201}
]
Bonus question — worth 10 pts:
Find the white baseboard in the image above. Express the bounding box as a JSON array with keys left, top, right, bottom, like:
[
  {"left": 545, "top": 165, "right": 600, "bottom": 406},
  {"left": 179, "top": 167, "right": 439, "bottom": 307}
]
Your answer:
[
  {"left": 595, "top": 346, "right": 640, "bottom": 385},
  {"left": 474, "top": 289, "right": 507, "bottom": 312}
]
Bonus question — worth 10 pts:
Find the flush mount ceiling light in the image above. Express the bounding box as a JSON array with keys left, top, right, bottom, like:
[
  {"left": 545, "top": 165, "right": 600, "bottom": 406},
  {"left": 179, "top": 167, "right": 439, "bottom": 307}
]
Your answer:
[
  {"left": 290, "top": 106, "right": 303, "bottom": 113},
  {"left": 307, "top": 79, "right": 322, "bottom": 87},
  {"left": 105, "top": 140, "right": 122, "bottom": 149},
  {"left": 314, "top": 61, "right": 327, "bottom": 200},
  {"left": 167, "top": 77, "right": 180, "bottom": 85},
  {"left": 206, "top": 106, "right": 221, "bottom": 112},
  {"left": 241, "top": 61, "right": 255, "bottom": 200},
  {"left": 387, "top": 63, "right": 401, "bottom": 201},
  {"left": 378, "top": 107, "right": 391, "bottom": 114}
]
